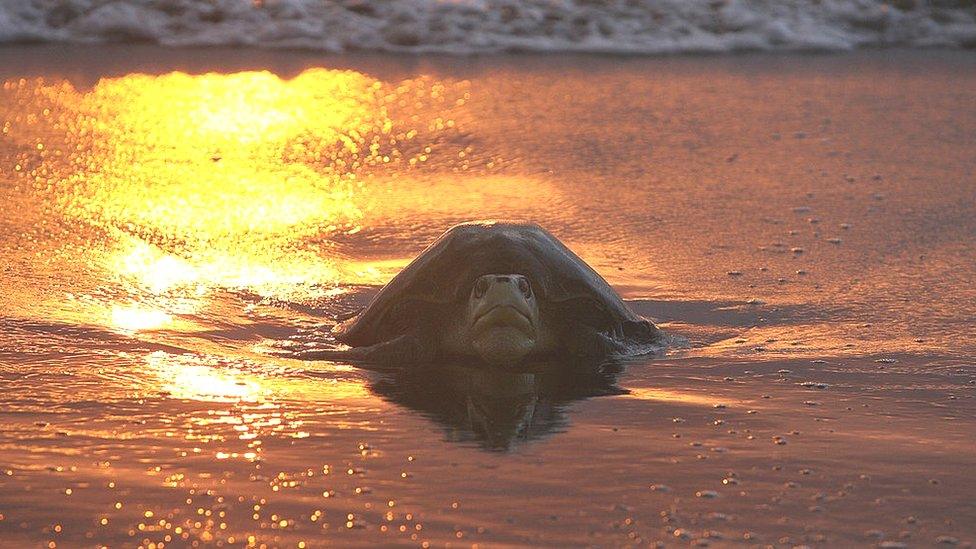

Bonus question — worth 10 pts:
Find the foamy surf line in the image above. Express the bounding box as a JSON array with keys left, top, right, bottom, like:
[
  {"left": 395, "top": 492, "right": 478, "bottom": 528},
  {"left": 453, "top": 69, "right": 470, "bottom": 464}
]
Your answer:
[{"left": 2, "top": 1, "right": 974, "bottom": 54}]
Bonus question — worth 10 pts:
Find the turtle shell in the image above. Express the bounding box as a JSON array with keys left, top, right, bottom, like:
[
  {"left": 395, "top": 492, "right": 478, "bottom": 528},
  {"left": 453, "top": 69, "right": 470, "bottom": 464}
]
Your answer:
[{"left": 334, "top": 221, "right": 656, "bottom": 347}]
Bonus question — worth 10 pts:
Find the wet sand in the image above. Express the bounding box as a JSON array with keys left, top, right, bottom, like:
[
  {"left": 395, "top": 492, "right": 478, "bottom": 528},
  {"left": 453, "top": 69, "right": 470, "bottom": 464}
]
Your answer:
[{"left": 0, "top": 46, "right": 974, "bottom": 547}]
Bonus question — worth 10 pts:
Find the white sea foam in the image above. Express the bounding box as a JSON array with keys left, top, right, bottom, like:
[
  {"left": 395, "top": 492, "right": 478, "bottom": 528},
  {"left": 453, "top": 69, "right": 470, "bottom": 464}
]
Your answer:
[{"left": 1, "top": 1, "right": 974, "bottom": 54}]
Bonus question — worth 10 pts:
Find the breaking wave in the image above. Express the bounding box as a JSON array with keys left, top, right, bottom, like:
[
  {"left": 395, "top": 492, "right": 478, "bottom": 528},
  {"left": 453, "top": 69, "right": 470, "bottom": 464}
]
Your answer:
[{"left": 2, "top": 0, "right": 974, "bottom": 55}]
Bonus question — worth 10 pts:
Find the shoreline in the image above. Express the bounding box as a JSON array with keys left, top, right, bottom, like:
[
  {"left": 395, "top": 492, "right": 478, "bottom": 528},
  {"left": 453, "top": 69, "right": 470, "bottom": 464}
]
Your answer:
[{"left": 1, "top": 44, "right": 974, "bottom": 83}]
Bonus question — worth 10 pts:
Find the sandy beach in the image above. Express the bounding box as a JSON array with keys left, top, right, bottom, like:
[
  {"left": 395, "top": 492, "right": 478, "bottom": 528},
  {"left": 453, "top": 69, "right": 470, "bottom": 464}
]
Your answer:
[{"left": 1, "top": 45, "right": 974, "bottom": 547}]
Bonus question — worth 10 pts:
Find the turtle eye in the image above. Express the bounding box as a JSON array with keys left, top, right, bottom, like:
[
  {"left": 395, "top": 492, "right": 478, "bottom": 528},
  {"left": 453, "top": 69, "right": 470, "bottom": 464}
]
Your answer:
[
  {"left": 473, "top": 278, "right": 489, "bottom": 299},
  {"left": 517, "top": 277, "right": 532, "bottom": 298}
]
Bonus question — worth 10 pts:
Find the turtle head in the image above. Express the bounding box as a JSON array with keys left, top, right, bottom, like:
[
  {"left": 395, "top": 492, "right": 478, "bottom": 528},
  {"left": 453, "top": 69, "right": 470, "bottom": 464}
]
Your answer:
[{"left": 464, "top": 274, "right": 540, "bottom": 367}]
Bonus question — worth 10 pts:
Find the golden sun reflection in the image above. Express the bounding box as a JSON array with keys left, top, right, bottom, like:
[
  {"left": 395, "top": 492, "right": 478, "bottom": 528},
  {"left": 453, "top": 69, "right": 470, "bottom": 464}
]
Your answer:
[
  {"left": 44, "top": 70, "right": 380, "bottom": 243},
  {"left": 4, "top": 68, "right": 469, "bottom": 321},
  {"left": 110, "top": 305, "right": 173, "bottom": 333},
  {"left": 148, "top": 351, "right": 267, "bottom": 403},
  {"left": 143, "top": 351, "right": 374, "bottom": 460},
  {"left": 65, "top": 70, "right": 378, "bottom": 298},
  {"left": 622, "top": 388, "right": 731, "bottom": 407},
  {"left": 145, "top": 351, "right": 373, "bottom": 404}
]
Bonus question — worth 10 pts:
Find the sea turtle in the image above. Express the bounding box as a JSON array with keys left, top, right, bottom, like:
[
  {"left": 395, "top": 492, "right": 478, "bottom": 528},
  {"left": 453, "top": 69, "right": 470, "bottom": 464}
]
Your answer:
[{"left": 303, "top": 221, "right": 662, "bottom": 367}]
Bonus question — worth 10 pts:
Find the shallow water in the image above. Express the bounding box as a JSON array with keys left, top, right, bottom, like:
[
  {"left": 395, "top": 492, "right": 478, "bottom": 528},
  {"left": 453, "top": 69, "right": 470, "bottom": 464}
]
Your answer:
[{"left": 1, "top": 47, "right": 975, "bottom": 547}]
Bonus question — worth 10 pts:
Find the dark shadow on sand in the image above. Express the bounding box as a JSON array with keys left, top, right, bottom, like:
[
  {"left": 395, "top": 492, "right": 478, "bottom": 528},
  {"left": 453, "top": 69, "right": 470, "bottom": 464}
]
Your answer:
[{"left": 629, "top": 299, "right": 848, "bottom": 328}]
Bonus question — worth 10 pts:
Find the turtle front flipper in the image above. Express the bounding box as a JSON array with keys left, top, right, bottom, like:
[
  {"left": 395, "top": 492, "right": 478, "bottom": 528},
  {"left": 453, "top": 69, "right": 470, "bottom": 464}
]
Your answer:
[
  {"left": 561, "top": 322, "right": 630, "bottom": 361},
  {"left": 561, "top": 320, "right": 664, "bottom": 362}
]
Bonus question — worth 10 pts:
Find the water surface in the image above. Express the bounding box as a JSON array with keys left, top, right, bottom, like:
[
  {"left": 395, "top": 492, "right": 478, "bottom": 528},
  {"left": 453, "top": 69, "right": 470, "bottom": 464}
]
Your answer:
[{"left": 1, "top": 47, "right": 975, "bottom": 547}]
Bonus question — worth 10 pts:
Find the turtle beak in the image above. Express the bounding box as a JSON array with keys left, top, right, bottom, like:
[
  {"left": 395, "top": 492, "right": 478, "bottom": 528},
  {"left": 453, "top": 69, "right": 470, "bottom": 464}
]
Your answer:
[
  {"left": 466, "top": 274, "right": 541, "bottom": 367},
  {"left": 470, "top": 274, "right": 536, "bottom": 337}
]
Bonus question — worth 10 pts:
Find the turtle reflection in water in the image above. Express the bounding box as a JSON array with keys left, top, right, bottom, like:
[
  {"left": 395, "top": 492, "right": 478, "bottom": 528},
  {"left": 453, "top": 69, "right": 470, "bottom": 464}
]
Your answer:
[
  {"left": 303, "top": 221, "right": 664, "bottom": 367},
  {"left": 369, "top": 362, "right": 628, "bottom": 450}
]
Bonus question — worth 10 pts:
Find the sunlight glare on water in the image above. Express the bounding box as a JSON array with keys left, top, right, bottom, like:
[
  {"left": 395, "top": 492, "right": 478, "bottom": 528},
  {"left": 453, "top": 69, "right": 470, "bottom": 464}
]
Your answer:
[
  {"left": 0, "top": 68, "right": 469, "bottom": 332},
  {"left": 145, "top": 350, "right": 372, "bottom": 405},
  {"left": 110, "top": 304, "right": 173, "bottom": 333}
]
